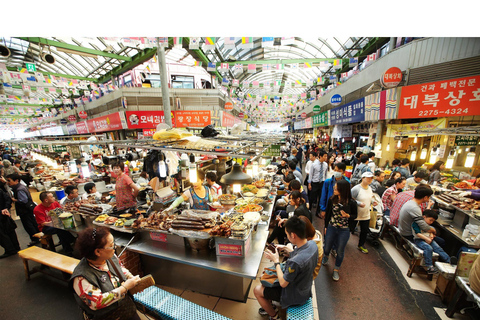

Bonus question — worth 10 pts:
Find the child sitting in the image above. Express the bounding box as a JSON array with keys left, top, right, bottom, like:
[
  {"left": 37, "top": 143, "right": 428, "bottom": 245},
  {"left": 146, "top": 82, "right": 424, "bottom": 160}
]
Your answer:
[{"left": 412, "top": 210, "right": 451, "bottom": 274}]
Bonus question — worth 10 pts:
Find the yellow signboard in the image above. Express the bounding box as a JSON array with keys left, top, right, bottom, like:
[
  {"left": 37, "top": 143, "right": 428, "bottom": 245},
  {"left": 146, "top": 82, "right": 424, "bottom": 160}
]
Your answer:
[{"left": 386, "top": 118, "right": 447, "bottom": 137}]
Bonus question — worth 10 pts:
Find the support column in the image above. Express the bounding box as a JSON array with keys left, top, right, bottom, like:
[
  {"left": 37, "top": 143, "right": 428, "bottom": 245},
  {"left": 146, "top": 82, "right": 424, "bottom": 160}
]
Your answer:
[
  {"left": 389, "top": 37, "right": 396, "bottom": 51},
  {"left": 156, "top": 38, "right": 172, "bottom": 127}
]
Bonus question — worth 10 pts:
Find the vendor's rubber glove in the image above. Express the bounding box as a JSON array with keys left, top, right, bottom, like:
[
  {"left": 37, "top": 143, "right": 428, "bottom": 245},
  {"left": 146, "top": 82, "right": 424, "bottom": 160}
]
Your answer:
[{"left": 459, "top": 191, "right": 472, "bottom": 197}]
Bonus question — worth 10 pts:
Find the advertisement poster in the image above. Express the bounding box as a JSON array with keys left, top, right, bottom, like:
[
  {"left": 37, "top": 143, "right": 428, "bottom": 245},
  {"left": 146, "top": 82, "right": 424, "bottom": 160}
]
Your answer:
[
  {"left": 330, "top": 98, "right": 365, "bottom": 125},
  {"left": 86, "top": 112, "right": 125, "bottom": 133},
  {"left": 75, "top": 121, "right": 89, "bottom": 134},
  {"left": 221, "top": 112, "right": 235, "bottom": 127}
]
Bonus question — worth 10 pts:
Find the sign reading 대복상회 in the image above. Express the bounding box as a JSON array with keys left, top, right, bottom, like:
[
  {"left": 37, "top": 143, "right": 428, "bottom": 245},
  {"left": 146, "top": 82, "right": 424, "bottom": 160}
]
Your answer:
[{"left": 398, "top": 75, "right": 480, "bottom": 119}]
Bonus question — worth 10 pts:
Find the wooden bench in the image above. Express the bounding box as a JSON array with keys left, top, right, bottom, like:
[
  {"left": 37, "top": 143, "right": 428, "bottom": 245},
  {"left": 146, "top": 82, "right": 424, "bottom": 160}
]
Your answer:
[
  {"left": 286, "top": 297, "right": 314, "bottom": 320},
  {"left": 18, "top": 246, "right": 79, "bottom": 281},
  {"left": 134, "top": 286, "right": 232, "bottom": 320},
  {"left": 382, "top": 217, "right": 438, "bottom": 280}
]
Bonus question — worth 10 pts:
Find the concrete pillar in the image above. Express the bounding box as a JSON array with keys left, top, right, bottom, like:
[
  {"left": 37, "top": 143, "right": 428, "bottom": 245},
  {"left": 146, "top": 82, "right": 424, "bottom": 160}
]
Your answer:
[{"left": 156, "top": 38, "right": 172, "bottom": 127}]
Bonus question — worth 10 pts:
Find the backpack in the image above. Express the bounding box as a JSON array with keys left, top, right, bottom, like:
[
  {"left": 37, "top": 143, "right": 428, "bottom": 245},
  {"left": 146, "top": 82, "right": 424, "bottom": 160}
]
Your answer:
[{"left": 351, "top": 163, "right": 371, "bottom": 185}]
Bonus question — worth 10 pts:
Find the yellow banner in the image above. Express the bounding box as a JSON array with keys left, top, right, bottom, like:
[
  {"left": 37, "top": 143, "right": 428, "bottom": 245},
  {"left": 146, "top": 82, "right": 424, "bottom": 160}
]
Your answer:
[{"left": 386, "top": 118, "right": 447, "bottom": 137}]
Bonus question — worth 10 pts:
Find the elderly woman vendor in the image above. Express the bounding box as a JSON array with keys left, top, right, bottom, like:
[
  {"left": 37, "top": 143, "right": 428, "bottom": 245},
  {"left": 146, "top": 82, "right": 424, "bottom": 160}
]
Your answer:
[{"left": 71, "top": 227, "right": 141, "bottom": 320}]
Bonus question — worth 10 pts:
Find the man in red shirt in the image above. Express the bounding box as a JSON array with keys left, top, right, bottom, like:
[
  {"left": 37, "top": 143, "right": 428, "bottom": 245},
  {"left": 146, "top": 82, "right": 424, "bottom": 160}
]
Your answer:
[{"left": 33, "top": 191, "right": 75, "bottom": 255}]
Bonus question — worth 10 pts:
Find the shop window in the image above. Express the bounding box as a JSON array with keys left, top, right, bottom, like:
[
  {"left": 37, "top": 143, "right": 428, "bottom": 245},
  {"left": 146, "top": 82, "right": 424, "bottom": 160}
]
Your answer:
[{"left": 171, "top": 75, "right": 194, "bottom": 89}]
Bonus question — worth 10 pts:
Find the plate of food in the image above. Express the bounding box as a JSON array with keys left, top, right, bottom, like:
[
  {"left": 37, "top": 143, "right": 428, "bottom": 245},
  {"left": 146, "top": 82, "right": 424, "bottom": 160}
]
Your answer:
[
  {"left": 234, "top": 203, "right": 263, "bottom": 214},
  {"left": 94, "top": 214, "right": 109, "bottom": 223},
  {"left": 242, "top": 184, "right": 258, "bottom": 194},
  {"left": 219, "top": 194, "right": 236, "bottom": 205},
  {"left": 104, "top": 216, "right": 118, "bottom": 225}
]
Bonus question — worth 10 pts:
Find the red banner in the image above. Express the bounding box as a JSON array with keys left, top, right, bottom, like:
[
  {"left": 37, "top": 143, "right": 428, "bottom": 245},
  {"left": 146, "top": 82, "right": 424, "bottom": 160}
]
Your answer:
[
  {"left": 398, "top": 75, "right": 480, "bottom": 119},
  {"left": 175, "top": 110, "right": 211, "bottom": 128},
  {"left": 222, "top": 112, "right": 235, "bottom": 127},
  {"left": 75, "top": 121, "right": 89, "bottom": 134},
  {"left": 86, "top": 112, "right": 125, "bottom": 133},
  {"left": 142, "top": 128, "right": 156, "bottom": 137},
  {"left": 125, "top": 111, "right": 165, "bottom": 129}
]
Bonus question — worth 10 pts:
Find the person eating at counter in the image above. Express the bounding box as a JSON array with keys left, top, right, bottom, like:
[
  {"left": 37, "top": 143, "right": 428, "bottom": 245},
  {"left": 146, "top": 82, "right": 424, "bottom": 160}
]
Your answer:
[
  {"left": 428, "top": 161, "right": 445, "bottom": 185},
  {"left": 82, "top": 182, "right": 102, "bottom": 201},
  {"left": 405, "top": 172, "right": 428, "bottom": 190},
  {"left": 60, "top": 185, "right": 80, "bottom": 205},
  {"left": 112, "top": 162, "right": 140, "bottom": 211},
  {"left": 165, "top": 169, "right": 212, "bottom": 211},
  {"left": 33, "top": 191, "right": 76, "bottom": 255}
]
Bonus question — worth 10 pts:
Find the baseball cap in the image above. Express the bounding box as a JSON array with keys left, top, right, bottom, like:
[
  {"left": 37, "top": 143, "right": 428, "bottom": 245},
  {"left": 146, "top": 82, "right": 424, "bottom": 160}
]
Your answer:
[{"left": 361, "top": 171, "right": 374, "bottom": 178}]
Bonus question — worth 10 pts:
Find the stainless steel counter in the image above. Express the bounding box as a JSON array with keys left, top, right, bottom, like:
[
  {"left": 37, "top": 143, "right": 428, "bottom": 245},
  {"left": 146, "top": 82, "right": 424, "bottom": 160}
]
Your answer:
[{"left": 113, "top": 200, "right": 275, "bottom": 302}]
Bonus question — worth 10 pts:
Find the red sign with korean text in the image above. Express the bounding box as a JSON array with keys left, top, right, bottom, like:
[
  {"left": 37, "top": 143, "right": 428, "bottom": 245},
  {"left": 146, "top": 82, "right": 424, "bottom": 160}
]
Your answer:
[
  {"left": 398, "top": 75, "right": 480, "bottom": 119},
  {"left": 75, "top": 121, "right": 89, "bottom": 134},
  {"left": 68, "top": 115, "right": 76, "bottom": 122},
  {"left": 301, "top": 112, "right": 307, "bottom": 119},
  {"left": 381, "top": 67, "right": 403, "bottom": 88},
  {"left": 86, "top": 112, "right": 125, "bottom": 133},
  {"left": 175, "top": 110, "right": 211, "bottom": 128},
  {"left": 238, "top": 112, "right": 244, "bottom": 119},
  {"left": 78, "top": 111, "right": 88, "bottom": 119},
  {"left": 224, "top": 102, "right": 233, "bottom": 110},
  {"left": 125, "top": 111, "right": 165, "bottom": 129},
  {"left": 222, "top": 112, "right": 235, "bottom": 127},
  {"left": 142, "top": 129, "right": 156, "bottom": 137}
]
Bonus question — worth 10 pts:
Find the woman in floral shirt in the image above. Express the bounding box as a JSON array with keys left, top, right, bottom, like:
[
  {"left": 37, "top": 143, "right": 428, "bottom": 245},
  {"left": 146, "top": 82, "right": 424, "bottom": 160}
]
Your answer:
[
  {"left": 112, "top": 162, "right": 140, "bottom": 210},
  {"left": 321, "top": 179, "right": 358, "bottom": 281},
  {"left": 71, "top": 227, "right": 141, "bottom": 320}
]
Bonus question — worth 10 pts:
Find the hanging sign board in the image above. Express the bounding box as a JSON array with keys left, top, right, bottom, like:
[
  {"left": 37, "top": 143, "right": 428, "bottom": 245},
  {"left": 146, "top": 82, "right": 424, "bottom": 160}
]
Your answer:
[
  {"left": 330, "top": 98, "right": 365, "bottom": 125},
  {"left": 86, "top": 112, "right": 125, "bottom": 133},
  {"left": 262, "top": 145, "right": 281, "bottom": 157},
  {"left": 125, "top": 111, "right": 164, "bottom": 129},
  {"left": 330, "top": 94, "right": 342, "bottom": 106},
  {"left": 78, "top": 111, "right": 88, "bottom": 119},
  {"left": 142, "top": 129, "right": 156, "bottom": 137},
  {"left": 224, "top": 102, "right": 233, "bottom": 110},
  {"left": 222, "top": 112, "right": 235, "bottom": 127},
  {"left": 381, "top": 67, "right": 403, "bottom": 88},
  {"left": 312, "top": 111, "right": 328, "bottom": 127},
  {"left": 313, "top": 105, "right": 321, "bottom": 112},
  {"left": 455, "top": 136, "right": 479, "bottom": 146},
  {"left": 68, "top": 115, "right": 76, "bottom": 122},
  {"left": 175, "top": 110, "right": 211, "bottom": 128},
  {"left": 398, "top": 75, "right": 480, "bottom": 119}
]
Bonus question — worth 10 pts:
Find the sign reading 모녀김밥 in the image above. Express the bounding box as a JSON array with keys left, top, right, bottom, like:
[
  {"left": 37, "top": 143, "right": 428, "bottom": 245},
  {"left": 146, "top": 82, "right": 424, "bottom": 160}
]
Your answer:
[
  {"left": 125, "top": 111, "right": 165, "bottom": 129},
  {"left": 175, "top": 110, "right": 211, "bottom": 128},
  {"left": 398, "top": 75, "right": 480, "bottom": 119}
]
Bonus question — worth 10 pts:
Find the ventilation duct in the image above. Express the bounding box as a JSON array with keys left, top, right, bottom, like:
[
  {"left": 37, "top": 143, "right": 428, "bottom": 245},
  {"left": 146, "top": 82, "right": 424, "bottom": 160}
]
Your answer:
[{"left": 0, "top": 45, "right": 11, "bottom": 58}]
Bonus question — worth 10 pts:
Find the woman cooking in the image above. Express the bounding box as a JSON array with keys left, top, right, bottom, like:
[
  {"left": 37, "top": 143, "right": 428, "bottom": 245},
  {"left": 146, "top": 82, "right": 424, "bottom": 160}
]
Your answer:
[
  {"left": 71, "top": 227, "right": 141, "bottom": 320},
  {"left": 166, "top": 169, "right": 212, "bottom": 211},
  {"left": 112, "top": 162, "right": 140, "bottom": 210}
]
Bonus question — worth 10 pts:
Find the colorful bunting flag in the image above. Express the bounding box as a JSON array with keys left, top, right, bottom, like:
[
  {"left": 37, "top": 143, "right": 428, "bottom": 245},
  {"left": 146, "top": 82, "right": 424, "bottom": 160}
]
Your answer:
[
  {"left": 247, "top": 64, "right": 256, "bottom": 74},
  {"left": 234, "top": 64, "right": 243, "bottom": 71},
  {"left": 333, "top": 59, "right": 342, "bottom": 69},
  {"left": 222, "top": 78, "right": 229, "bottom": 85},
  {"left": 319, "top": 61, "right": 330, "bottom": 69},
  {"left": 317, "top": 76, "right": 324, "bottom": 84},
  {"left": 275, "top": 64, "right": 284, "bottom": 70},
  {"left": 274, "top": 80, "right": 282, "bottom": 87},
  {"left": 349, "top": 57, "right": 359, "bottom": 67},
  {"left": 295, "top": 80, "right": 302, "bottom": 87},
  {"left": 173, "top": 37, "right": 183, "bottom": 48},
  {"left": 219, "top": 63, "right": 229, "bottom": 72},
  {"left": 204, "top": 37, "right": 217, "bottom": 50},
  {"left": 262, "top": 64, "right": 272, "bottom": 71},
  {"left": 241, "top": 37, "right": 254, "bottom": 49},
  {"left": 232, "top": 79, "right": 239, "bottom": 87},
  {"left": 207, "top": 62, "right": 216, "bottom": 71},
  {"left": 290, "top": 63, "right": 299, "bottom": 70},
  {"left": 189, "top": 37, "right": 201, "bottom": 49},
  {"left": 262, "top": 37, "right": 275, "bottom": 47},
  {"left": 304, "top": 62, "right": 312, "bottom": 68},
  {"left": 194, "top": 61, "right": 202, "bottom": 67},
  {"left": 367, "top": 53, "right": 377, "bottom": 62},
  {"left": 281, "top": 37, "right": 295, "bottom": 46},
  {"left": 223, "top": 37, "right": 236, "bottom": 49},
  {"left": 301, "top": 92, "right": 307, "bottom": 99},
  {"left": 252, "top": 81, "right": 259, "bottom": 88}
]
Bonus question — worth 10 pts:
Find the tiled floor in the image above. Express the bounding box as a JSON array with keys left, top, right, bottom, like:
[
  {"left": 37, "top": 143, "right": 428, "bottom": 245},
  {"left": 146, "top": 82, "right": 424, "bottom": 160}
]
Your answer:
[{"left": 137, "top": 253, "right": 319, "bottom": 320}]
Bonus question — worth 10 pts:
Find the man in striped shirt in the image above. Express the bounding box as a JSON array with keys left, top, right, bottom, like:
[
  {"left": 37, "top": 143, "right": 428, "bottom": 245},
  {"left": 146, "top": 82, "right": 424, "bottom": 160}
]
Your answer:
[
  {"left": 390, "top": 184, "right": 433, "bottom": 227},
  {"left": 381, "top": 177, "right": 406, "bottom": 216}
]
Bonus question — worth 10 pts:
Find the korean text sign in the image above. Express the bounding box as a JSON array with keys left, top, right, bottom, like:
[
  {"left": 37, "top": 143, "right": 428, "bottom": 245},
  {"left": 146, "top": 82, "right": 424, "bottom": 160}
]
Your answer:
[
  {"left": 222, "top": 112, "right": 235, "bottom": 127},
  {"left": 86, "top": 112, "right": 125, "bottom": 133},
  {"left": 125, "top": 111, "right": 164, "bottom": 129},
  {"left": 175, "top": 110, "right": 211, "bottom": 128},
  {"left": 312, "top": 111, "right": 328, "bottom": 127},
  {"left": 398, "top": 75, "right": 480, "bottom": 119},
  {"left": 330, "top": 98, "right": 365, "bottom": 125}
]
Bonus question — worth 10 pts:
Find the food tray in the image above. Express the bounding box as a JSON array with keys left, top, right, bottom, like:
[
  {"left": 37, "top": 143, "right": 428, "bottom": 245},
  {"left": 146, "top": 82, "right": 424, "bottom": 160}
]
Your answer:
[{"left": 92, "top": 221, "right": 137, "bottom": 233}]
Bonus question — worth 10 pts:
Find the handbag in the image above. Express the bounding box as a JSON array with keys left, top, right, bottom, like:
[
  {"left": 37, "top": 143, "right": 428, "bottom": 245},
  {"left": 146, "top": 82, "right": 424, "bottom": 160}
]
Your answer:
[{"left": 260, "top": 262, "right": 286, "bottom": 287}]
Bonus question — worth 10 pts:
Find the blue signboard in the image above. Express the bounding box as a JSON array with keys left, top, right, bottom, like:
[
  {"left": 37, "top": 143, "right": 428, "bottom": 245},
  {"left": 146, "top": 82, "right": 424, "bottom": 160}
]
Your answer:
[
  {"left": 330, "top": 97, "right": 365, "bottom": 125},
  {"left": 330, "top": 94, "right": 342, "bottom": 106}
]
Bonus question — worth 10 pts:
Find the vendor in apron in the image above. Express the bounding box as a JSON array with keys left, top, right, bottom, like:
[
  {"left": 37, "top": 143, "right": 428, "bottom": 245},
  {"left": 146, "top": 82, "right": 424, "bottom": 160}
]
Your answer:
[{"left": 166, "top": 169, "right": 212, "bottom": 211}]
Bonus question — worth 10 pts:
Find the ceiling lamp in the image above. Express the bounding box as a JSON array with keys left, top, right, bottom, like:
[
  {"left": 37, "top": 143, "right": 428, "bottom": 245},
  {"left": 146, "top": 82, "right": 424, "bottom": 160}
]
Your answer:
[
  {"left": 445, "top": 150, "right": 455, "bottom": 169},
  {"left": 414, "top": 135, "right": 418, "bottom": 143},
  {"left": 397, "top": 140, "right": 401, "bottom": 148},
  {"left": 420, "top": 147, "right": 428, "bottom": 160},
  {"left": 189, "top": 154, "right": 197, "bottom": 183},
  {"left": 0, "top": 45, "right": 11, "bottom": 58},
  {"left": 220, "top": 162, "right": 253, "bottom": 185},
  {"left": 465, "top": 147, "right": 476, "bottom": 168},
  {"left": 386, "top": 143, "right": 390, "bottom": 151},
  {"left": 429, "top": 147, "right": 438, "bottom": 164},
  {"left": 410, "top": 148, "right": 417, "bottom": 161}
]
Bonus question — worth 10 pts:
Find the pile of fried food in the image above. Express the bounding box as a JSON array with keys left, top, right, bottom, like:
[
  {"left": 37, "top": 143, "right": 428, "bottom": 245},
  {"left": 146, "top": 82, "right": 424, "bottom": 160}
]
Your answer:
[{"left": 63, "top": 198, "right": 101, "bottom": 212}]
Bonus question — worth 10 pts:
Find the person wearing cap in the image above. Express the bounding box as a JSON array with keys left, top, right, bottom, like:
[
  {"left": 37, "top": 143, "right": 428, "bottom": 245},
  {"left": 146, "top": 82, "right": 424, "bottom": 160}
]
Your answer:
[
  {"left": 276, "top": 158, "right": 289, "bottom": 176},
  {"left": 350, "top": 171, "right": 378, "bottom": 254},
  {"left": 82, "top": 182, "right": 102, "bottom": 201}
]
